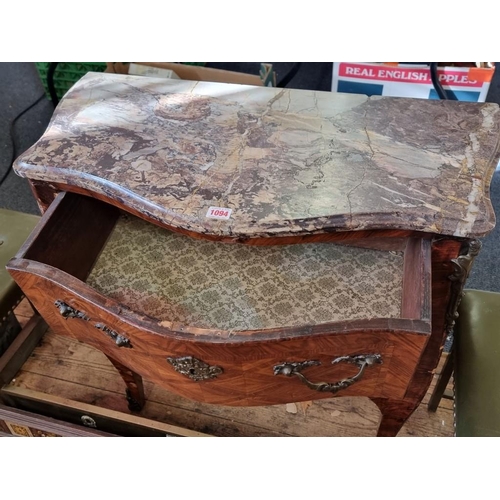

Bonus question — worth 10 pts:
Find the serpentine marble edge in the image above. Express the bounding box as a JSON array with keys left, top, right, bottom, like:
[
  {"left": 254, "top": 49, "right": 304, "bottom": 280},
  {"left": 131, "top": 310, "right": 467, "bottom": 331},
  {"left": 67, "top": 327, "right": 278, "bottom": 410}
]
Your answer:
[{"left": 14, "top": 72, "right": 500, "bottom": 239}]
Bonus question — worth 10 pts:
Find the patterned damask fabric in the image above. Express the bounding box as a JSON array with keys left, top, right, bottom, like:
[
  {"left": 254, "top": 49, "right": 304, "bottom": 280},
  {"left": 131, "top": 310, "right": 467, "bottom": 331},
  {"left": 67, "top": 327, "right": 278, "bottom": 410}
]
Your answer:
[{"left": 87, "top": 214, "right": 404, "bottom": 331}]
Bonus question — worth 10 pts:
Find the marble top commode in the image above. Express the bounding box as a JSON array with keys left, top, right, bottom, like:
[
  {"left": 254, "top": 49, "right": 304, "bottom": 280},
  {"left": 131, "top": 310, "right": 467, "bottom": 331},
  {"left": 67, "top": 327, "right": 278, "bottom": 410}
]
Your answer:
[{"left": 9, "top": 71, "right": 500, "bottom": 436}]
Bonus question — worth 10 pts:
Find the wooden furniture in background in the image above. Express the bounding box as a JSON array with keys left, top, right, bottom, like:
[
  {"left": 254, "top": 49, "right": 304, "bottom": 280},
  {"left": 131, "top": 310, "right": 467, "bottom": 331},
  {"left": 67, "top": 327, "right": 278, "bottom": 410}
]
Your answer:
[{"left": 6, "top": 73, "right": 500, "bottom": 436}]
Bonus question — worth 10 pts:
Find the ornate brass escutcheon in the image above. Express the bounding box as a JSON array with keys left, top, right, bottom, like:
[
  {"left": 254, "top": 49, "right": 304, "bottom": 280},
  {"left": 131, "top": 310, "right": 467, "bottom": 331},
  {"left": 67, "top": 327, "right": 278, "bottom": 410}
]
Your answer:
[
  {"left": 445, "top": 239, "right": 482, "bottom": 335},
  {"left": 273, "top": 354, "right": 382, "bottom": 394},
  {"left": 94, "top": 323, "right": 132, "bottom": 348},
  {"left": 54, "top": 300, "right": 90, "bottom": 321},
  {"left": 167, "top": 356, "right": 223, "bottom": 381}
]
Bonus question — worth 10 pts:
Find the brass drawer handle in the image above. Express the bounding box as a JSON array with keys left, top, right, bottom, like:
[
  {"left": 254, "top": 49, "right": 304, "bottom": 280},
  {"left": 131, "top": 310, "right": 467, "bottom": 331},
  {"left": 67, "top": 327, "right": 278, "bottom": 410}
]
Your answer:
[
  {"left": 167, "top": 356, "right": 223, "bottom": 381},
  {"left": 273, "top": 354, "right": 382, "bottom": 394},
  {"left": 54, "top": 300, "right": 90, "bottom": 321},
  {"left": 94, "top": 323, "right": 132, "bottom": 348}
]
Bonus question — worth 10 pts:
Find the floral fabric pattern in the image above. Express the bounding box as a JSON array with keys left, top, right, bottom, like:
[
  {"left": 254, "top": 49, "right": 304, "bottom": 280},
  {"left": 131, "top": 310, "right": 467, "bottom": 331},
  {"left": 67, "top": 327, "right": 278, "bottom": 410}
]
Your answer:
[{"left": 87, "top": 214, "right": 404, "bottom": 331}]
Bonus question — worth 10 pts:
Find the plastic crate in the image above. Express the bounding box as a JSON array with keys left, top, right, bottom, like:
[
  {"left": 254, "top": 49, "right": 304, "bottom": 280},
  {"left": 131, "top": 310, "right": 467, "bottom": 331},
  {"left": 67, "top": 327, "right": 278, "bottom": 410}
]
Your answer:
[
  {"left": 35, "top": 62, "right": 107, "bottom": 101},
  {"left": 35, "top": 63, "right": 207, "bottom": 102}
]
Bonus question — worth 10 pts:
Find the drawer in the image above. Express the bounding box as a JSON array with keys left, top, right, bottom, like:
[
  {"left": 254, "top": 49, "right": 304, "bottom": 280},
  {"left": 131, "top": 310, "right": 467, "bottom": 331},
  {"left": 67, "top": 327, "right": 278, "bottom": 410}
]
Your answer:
[
  {"left": 7, "top": 192, "right": 432, "bottom": 406},
  {"left": 0, "top": 404, "right": 115, "bottom": 437}
]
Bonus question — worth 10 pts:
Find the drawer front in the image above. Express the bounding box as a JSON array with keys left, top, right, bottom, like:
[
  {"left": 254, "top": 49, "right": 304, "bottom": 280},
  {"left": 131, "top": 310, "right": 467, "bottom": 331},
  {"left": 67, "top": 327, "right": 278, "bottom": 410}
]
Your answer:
[
  {"left": 9, "top": 264, "right": 429, "bottom": 406},
  {"left": 0, "top": 404, "right": 114, "bottom": 437}
]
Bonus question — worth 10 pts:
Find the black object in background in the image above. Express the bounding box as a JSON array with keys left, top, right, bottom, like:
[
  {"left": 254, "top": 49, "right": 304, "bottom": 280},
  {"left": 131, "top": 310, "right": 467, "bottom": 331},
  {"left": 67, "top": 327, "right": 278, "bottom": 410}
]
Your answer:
[{"left": 0, "top": 93, "right": 48, "bottom": 188}]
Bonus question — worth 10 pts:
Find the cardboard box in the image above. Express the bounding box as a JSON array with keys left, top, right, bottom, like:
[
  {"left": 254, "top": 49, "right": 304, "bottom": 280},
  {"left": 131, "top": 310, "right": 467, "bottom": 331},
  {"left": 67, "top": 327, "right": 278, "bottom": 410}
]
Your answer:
[
  {"left": 128, "top": 63, "right": 180, "bottom": 79},
  {"left": 332, "top": 62, "right": 495, "bottom": 102},
  {"left": 106, "top": 62, "right": 275, "bottom": 87}
]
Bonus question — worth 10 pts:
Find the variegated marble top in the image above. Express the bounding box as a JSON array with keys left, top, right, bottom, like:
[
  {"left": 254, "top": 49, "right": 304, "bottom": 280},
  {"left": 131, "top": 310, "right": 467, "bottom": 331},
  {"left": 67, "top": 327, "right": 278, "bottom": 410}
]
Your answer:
[{"left": 15, "top": 72, "right": 500, "bottom": 238}]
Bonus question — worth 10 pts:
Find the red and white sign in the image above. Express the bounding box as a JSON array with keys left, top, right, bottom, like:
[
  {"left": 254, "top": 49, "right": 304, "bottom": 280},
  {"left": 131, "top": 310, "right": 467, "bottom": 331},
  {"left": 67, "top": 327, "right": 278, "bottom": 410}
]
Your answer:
[
  {"left": 331, "top": 63, "right": 494, "bottom": 102},
  {"left": 338, "top": 63, "right": 483, "bottom": 87},
  {"left": 206, "top": 206, "right": 232, "bottom": 220}
]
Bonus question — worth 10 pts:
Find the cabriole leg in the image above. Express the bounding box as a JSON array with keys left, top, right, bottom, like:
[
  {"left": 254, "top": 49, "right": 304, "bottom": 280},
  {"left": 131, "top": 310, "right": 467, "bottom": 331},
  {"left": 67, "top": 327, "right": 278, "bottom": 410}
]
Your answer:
[
  {"left": 105, "top": 355, "right": 145, "bottom": 412},
  {"left": 372, "top": 398, "right": 419, "bottom": 437}
]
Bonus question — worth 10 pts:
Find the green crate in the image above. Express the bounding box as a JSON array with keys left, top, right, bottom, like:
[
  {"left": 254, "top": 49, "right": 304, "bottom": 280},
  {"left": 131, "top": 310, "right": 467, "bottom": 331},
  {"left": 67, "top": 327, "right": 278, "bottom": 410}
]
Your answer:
[
  {"left": 35, "top": 63, "right": 206, "bottom": 102},
  {"left": 35, "top": 62, "right": 107, "bottom": 101}
]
